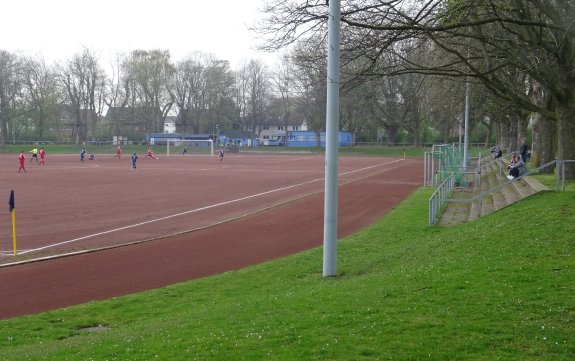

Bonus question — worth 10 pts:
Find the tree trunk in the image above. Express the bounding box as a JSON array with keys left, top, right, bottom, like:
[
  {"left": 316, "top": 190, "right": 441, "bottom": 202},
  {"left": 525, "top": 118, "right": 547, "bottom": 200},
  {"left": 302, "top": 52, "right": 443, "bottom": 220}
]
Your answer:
[
  {"left": 482, "top": 119, "right": 493, "bottom": 147},
  {"left": 517, "top": 112, "right": 529, "bottom": 141},
  {"left": 530, "top": 113, "right": 556, "bottom": 171},
  {"left": 499, "top": 117, "right": 518, "bottom": 154},
  {"left": 555, "top": 100, "right": 575, "bottom": 179},
  {"left": 441, "top": 119, "right": 451, "bottom": 143},
  {"left": 528, "top": 80, "right": 554, "bottom": 170},
  {"left": 494, "top": 122, "right": 501, "bottom": 147},
  {"left": 411, "top": 114, "right": 421, "bottom": 146},
  {"left": 0, "top": 113, "right": 6, "bottom": 145},
  {"left": 385, "top": 124, "right": 399, "bottom": 143}
]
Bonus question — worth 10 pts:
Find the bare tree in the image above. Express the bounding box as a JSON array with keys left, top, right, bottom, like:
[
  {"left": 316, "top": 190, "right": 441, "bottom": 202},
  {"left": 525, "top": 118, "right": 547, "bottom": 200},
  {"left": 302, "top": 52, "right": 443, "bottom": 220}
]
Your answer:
[
  {"left": 370, "top": 75, "right": 408, "bottom": 144},
  {"left": 272, "top": 54, "right": 296, "bottom": 146},
  {"left": 423, "top": 76, "right": 465, "bottom": 143},
  {"left": 21, "top": 56, "right": 62, "bottom": 140},
  {"left": 290, "top": 38, "right": 328, "bottom": 145},
  {"left": 170, "top": 53, "right": 206, "bottom": 134},
  {"left": 0, "top": 50, "right": 23, "bottom": 145},
  {"left": 236, "top": 59, "right": 271, "bottom": 135},
  {"left": 57, "top": 49, "right": 106, "bottom": 144},
  {"left": 529, "top": 80, "right": 556, "bottom": 166},
  {"left": 339, "top": 80, "right": 373, "bottom": 141},
  {"left": 204, "top": 59, "right": 236, "bottom": 136},
  {"left": 257, "top": 0, "right": 575, "bottom": 176},
  {"left": 104, "top": 52, "right": 131, "bottom": 137},
  {"left": 124, "top": 50, "right": 175, "bottom": 134},
  {"left": 171, "top": 53, "right": 235, "bottom": 135}
]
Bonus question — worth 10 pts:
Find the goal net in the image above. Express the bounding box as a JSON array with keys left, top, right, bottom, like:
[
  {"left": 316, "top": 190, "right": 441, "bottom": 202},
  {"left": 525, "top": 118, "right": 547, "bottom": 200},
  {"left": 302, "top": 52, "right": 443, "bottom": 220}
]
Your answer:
[{"left": 166, "top": 139, "right": 214, "bottom": 156}]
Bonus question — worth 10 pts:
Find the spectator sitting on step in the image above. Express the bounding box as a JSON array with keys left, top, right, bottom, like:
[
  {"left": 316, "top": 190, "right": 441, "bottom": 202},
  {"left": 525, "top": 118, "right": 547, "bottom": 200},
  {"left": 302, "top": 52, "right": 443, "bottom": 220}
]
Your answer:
[
  {"left": 507, "top": 153, "right": 527, "bottom": 179},
  {"left": 495, "top": 148, "right": 502, "bottom": 159},
  {"left": 491, "top": 145, "right": 502, "bottom": 159}
]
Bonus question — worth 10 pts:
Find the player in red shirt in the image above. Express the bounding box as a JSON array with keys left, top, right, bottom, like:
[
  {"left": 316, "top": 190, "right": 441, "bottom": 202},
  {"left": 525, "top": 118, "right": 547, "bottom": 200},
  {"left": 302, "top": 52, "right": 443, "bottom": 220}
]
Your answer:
[
  {"left": 115, "top": 145, "right": 121, "bottom": 159},
  {"left": 18, "top": 151, "right": 27, "bottom": 172},
  {"left": 39, "top": 147, "right": 46, "bottom": 165},
  {"left": 146, "top": 147, "right": 156, "bottom": 159}
]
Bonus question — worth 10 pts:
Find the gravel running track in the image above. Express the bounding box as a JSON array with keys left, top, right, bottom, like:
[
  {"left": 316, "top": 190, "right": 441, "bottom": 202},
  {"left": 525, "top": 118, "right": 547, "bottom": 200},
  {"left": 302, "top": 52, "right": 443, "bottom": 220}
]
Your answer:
[{"left": 0, "top": 153, "right": 422, "bottom": 319}]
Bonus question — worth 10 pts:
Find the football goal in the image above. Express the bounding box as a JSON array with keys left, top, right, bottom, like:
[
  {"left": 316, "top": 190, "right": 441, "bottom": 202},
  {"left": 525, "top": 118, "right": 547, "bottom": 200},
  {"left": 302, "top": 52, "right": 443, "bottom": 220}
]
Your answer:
[{"left": 166, "top": 139, "right": 214, "bottom": 156}]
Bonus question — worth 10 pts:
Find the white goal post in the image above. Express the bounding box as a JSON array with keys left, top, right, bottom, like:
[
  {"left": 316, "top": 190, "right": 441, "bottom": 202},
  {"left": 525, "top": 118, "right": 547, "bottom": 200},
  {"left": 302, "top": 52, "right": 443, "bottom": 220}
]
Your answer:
[{"left": 166, "top": 139, "right": 214, "bottom": 156}]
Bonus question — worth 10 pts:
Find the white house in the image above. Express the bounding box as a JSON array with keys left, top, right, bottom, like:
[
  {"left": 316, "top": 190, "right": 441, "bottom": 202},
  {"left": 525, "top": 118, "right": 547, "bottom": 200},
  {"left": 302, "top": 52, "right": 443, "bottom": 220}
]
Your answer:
[
  {"left": 259, "top": 116, "right": 308, "bottom": 145},
  {"left": 163, "top": 116, "right": 177, "bottom": 134}
]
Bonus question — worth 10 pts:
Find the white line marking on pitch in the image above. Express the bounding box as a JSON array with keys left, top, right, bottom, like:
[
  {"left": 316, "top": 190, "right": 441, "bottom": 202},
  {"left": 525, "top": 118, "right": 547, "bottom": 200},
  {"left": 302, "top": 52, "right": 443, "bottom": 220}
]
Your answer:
[{"left": 19, "top": 158, "right": 404, "bottom": 255}]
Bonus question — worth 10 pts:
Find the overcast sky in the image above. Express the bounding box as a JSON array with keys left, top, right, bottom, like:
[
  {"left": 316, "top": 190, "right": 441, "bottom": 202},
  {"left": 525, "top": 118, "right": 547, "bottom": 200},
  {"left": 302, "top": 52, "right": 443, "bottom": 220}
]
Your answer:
[{"left": 1, "top": 0, "right": 277, "bottom": 69}]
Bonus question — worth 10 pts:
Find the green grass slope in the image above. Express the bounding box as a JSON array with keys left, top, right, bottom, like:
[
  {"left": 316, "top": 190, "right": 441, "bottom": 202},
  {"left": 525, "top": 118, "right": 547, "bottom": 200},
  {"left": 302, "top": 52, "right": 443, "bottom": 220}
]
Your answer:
[{"left": 1, "top": 189, "right": 573, "bottom": 360}]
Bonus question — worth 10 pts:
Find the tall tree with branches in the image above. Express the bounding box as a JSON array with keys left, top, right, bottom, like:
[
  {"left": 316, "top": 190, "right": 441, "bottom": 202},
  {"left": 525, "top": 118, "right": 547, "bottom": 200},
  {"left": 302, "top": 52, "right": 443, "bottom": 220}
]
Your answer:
[
  {"left": 171, "top": 53, "right": 208, "bottom": 134},
  {"left": 236, "top": 59, "right": 271, "bottom": 135},
  {"left": 290, "top": 37, "right": 328, "bottom": 145},
  {"left": 0, "top": 50, "right": 23, "bottom": 145},
  {"left": 104, "top": 52, "right": 131, "bottom": 137},
  {"left": 57, "top": 49, "right": 105, "bottom": 144},
  {"left": 203, "top": 59, "right": 235, "bottom": 135},
  {"left": 272, "top": 55, "right": 296, "bottom": 146},
  {"left": 21, "top": 56, "right": 62, "bottom": 140},
  {"left": 257, "top": 0, "right": 575, "bottom": 176},
  {"left": 125, "top": 50, "right": 175, "bottom": 134}
]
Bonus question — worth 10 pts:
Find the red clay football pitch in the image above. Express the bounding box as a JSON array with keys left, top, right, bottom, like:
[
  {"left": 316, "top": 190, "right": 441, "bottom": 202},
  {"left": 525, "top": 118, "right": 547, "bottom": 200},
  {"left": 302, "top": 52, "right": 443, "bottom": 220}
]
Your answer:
[{"left": 0, "top": 152, "right": 422, "bottom": 319}]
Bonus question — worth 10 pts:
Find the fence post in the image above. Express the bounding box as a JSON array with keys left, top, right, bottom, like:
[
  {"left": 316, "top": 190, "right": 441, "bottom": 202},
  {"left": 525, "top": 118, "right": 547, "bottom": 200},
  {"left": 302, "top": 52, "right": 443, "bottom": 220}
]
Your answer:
[
  {"left": 555, "top": 159, "right": 565, "bottom": 192},
  {"left": 477, "top": 154, "right": 482, "bottom": 189},
  {"left": 424, "top": 152, "right": 429, "bottom": 186},
  {"left": 429, "top": 198, "right": 434, "bottom": 225}
]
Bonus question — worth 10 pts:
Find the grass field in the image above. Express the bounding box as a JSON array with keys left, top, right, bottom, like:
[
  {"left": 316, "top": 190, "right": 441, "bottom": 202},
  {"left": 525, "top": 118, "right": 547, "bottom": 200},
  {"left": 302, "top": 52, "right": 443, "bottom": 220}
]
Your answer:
[{"left": 0, "top": 186, "right": 573, "bottom": 360}]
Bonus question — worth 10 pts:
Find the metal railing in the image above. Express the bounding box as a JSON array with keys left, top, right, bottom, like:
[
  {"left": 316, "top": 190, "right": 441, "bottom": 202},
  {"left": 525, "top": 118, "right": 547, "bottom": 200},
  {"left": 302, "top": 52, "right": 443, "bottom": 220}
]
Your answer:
[
  {"left": 493, "top": 158, "right": 574, "bottom": 192},
  {"left": 559, "top": 160, "right": 575, "bottom": 191},
  {"left": 428, "top": 156, "right": 574, "bottom": 226},
  {"left": 428, "top": 172, "right": 456, "bottom": 225},
  {"left": 431, "top": 160, "right": 563, "bottom": 226},
  {"left": 424, "top": 143, "right": 465, "bottom": 187}
]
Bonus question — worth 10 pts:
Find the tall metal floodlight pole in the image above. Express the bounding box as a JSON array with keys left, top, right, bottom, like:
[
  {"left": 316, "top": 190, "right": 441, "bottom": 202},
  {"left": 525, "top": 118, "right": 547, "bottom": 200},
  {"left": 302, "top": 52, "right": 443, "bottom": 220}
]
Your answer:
[
  {"left": 323, "top": 0, "right": 341, "bottom": 277},
  {"left": 463, "top": 78, "right": 470, "bottom": 168}
]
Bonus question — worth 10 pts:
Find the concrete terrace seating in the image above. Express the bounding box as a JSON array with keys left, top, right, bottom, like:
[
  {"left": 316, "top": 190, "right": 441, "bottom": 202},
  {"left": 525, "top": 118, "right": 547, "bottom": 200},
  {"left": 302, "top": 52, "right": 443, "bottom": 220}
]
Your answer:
[{"left": 438, "top": 157, "right": 549, "bottom": 226}]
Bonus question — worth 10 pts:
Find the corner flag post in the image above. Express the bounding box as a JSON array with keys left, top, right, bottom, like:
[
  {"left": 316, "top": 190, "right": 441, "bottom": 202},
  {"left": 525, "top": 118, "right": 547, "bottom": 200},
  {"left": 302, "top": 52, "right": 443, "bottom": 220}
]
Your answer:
[{"left": 9, "top": 190, "right": 16, "bottom": 256}]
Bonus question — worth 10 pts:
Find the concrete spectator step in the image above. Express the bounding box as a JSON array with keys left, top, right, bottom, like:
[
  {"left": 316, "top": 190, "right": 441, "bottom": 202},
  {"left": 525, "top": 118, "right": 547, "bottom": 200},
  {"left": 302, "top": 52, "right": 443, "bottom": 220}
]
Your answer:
[
  {"left": 492, "top": 161, "right": 507, "bottom": 179},
  {"left": 485, "top": 160, "right": 498, "bottom": 174},
  {"left": 491, "top": 191, "right": 508, "bottom": 211},
  {"left": 437, "top": 156, "right": 549, "bottom": 227},
  {"left": 494, "top": 175, "right": 523, "bottom": 211},
  {"left": 486, "top": 172, "right": 507, "bottom": 211},
  {"left": 477, "top": 171, "right": 495, "bottom": 215},
  {"left": 522, "top": 175, "right": 549, "bottom": 193},
  {"left": 501, "top": 182, "right": 521, "bottom": 204},
  {"left": 467, "top": 169, "right": 484, "bottom": 222},
  {"left": 438, "top": 192, "right": 471, "bottom": 226},
  {"left": 511, "top": 178, "right": 535, "bottom": 198},
  {"left": 468, "top": 199, "right": 480, "bottom": 221},
  {"left": 494, "top": 158, "right": 508, "bottom": 174},
  {"left": 491, "top": 167, "right": 523, "bottom": 205},
  {"left": 479, "top": 194, "right": 496, "bottom": 215}
]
